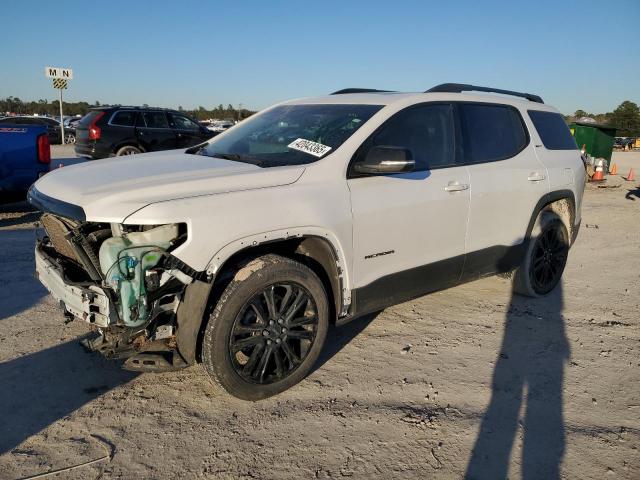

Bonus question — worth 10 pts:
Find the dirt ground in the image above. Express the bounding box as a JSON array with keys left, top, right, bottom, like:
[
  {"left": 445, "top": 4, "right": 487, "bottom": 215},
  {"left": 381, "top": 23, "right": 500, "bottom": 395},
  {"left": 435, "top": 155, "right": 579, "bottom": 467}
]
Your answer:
[{"left": 0, "top": 149, "right": 638, "bottom": 479}]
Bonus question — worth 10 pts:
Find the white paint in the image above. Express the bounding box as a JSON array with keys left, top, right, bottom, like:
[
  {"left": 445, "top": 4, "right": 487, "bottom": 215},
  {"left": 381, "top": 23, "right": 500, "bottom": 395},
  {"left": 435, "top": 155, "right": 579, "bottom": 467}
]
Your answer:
[{"left": 32, "top": 90, "right": 585, "bottom": 306}]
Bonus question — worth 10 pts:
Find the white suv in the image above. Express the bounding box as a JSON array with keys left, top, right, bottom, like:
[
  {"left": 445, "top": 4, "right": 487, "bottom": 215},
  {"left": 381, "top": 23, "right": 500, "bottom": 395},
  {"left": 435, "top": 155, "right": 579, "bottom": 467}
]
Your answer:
[{"left": 29, "top": 83, "right": 585, "bottom": 400}]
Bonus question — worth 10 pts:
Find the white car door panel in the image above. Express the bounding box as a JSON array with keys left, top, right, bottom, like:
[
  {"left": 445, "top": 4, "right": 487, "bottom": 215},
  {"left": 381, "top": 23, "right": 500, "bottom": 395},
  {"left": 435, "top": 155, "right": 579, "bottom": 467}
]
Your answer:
[
  {"left": 460, "top": 103, "right": 548, "bottom": 278},
  {"left": 348, "top": 103, "right": 470, "bottom": 312}
]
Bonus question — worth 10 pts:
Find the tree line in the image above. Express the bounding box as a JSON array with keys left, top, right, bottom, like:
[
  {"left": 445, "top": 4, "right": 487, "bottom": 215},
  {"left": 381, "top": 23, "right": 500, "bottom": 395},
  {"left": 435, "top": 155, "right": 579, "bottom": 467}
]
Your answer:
[
  {"left": 564, "top": 100, "right": 640, "bottom": 137},
  {"left": 2, "top": 96, "right": 638, "bottom": 136},
  {"left": 0, "top": 97, "right": 255, "bottom": 121}
]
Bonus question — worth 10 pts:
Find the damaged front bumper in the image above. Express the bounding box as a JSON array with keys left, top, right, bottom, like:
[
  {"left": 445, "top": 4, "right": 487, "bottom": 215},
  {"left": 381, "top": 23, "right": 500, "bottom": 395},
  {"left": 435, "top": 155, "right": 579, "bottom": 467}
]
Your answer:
[
  {"left": 36, "top": 245, "right": 114, "bottom": 327},
  {"left": 33, "top": 214, "right": 210, "bottom": 373}
]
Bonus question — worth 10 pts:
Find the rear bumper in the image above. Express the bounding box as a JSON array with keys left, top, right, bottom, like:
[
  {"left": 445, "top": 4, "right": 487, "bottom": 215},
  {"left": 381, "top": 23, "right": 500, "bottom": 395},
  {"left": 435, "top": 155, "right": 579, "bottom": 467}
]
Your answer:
[
  {"left": 74, "top": 141, "right": 108, "bottom": 159},
  {"left": 35, "top": 245, "right": 114, "bottom": 327}
]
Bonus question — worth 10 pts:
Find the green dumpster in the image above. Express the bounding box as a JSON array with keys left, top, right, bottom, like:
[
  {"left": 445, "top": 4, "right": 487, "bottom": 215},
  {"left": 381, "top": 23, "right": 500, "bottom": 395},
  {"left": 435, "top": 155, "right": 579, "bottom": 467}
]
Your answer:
[{"left": 569, "top": 122, "right": 616, "bottom": 161}]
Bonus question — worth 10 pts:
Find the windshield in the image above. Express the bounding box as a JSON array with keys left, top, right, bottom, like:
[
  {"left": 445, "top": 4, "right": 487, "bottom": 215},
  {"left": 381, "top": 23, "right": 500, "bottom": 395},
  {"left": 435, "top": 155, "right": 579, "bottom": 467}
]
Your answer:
[{"left": 197, "top": 104, "right": 383, "bottom": 167}]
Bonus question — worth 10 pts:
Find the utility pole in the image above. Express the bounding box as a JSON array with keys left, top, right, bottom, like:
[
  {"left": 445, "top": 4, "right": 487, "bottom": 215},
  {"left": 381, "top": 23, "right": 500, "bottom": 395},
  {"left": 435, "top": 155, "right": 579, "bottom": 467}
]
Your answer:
[{"left": 59, "top": 88, "right": 65, "bottom": 144}]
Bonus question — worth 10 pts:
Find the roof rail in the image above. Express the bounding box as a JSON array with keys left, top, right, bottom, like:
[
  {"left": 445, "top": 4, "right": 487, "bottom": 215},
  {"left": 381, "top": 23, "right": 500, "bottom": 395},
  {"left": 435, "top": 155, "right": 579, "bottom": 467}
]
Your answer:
[
  {"left": 331, "top": 88, "right": 394, "bottom": 95},
  {"left": 426, "top": 83, "right": 544, "bottom": 104}
]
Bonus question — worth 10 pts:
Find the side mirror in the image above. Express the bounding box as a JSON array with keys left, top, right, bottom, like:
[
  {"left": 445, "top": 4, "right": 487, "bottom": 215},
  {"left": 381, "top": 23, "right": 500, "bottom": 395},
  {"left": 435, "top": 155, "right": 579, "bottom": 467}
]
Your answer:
[{"left": 353, "top": 146, "right": 415, "bottom": 175}]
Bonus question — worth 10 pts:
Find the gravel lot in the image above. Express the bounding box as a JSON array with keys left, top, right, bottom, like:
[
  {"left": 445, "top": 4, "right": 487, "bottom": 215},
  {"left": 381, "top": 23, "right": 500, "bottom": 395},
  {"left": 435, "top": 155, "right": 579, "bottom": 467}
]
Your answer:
[{"left": 0, "top": 149, "right": 638, "bottom": 479}]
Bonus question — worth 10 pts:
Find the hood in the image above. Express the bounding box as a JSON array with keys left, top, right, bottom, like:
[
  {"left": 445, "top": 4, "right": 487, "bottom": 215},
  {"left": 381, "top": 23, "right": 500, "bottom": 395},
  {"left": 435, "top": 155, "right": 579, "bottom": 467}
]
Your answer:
[{"left": 32, "top": 149, "right": 305, "bottom": 222}]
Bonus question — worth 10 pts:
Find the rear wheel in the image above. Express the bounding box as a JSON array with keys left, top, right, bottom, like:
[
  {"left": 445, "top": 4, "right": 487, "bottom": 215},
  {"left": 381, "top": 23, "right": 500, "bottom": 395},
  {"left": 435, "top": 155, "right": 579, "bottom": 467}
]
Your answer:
[
  {"left": 64, "top": 133, "right": 76, "bottom": 144},
  {"left": 513, "top": 211, "right": 569, "bottom": 297},
  {"left": 115, "top": 145, "right": 142, "bottom": 156},
  {"left": 202, "top": 254, "right": 329, "bottom": 400}
]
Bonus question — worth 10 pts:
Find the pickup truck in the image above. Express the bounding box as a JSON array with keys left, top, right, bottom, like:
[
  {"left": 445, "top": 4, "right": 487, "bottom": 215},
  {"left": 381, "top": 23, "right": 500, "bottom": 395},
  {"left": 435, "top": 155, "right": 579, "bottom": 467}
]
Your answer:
[{"left": 0, "top": 124, "right": 51, "bottom": 195}]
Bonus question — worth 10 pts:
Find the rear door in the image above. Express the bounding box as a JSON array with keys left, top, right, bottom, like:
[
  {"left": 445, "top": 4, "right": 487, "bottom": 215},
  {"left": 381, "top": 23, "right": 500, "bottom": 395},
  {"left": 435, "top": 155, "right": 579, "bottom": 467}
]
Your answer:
[
  {"left": 460, "top": 102, "right": 548, "bottom": 279},
  {"left": 136, "top": 111, "right": 177, "bottom": 152},
  {"left": 168, "top": 113, "right": 209, "bottom": 148}
]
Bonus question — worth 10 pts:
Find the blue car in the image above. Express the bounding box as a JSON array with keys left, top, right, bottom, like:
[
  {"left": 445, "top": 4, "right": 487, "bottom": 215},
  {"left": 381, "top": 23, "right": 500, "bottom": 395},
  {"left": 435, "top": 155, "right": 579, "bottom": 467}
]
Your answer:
[{"left": 0, "top": 124, "right": 51, "bottom": 194}]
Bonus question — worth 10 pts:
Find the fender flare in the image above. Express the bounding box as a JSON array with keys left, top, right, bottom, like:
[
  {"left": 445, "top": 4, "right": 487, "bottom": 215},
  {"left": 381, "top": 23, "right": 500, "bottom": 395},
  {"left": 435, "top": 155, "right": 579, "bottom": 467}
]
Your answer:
[
  {"left": 205, "top": 227, "right": 352, "bottom": 303},
  {"left": 175, "top": 227, "right": 351, "bottom": 365},
  {"left": 525, "top": 189, "right": 576, "bottom": 241}
]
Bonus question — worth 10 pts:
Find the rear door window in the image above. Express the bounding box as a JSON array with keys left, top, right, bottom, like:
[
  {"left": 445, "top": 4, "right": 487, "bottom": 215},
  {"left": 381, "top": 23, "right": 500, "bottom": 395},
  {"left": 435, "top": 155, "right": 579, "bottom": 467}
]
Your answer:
[
  {"left": 459, "top": 103, "right": 528, "bottom": 163},
  {"left": 364, "top": 103, "right": 456, "bottom": 170},
  {"left": 141, "top": 112, "right": 169, "bottom": 129},
  {"left": 528, "top": 110, "right": 577, "bottom": 150},
  {"left": 110, "top": 111, "right": 137, "bottom": 127}
]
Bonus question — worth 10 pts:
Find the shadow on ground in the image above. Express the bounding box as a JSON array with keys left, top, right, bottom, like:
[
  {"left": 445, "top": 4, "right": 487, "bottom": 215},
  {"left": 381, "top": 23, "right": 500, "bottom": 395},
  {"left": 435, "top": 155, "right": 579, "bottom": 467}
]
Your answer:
[
  {"left": 312, "top": 312, "right": 380, "bottom": 373},
  {"left": 0, "top": 339, "right": 138, "bottom": 455},
  {"left": 625, "top": 186, "right": 640, "bottom": 201},
  {"left": 466, "top": 284, "right": 569, "bottom": 479},
  {"left": 0, "top": 229, "right": 46, "bottom": 321}
]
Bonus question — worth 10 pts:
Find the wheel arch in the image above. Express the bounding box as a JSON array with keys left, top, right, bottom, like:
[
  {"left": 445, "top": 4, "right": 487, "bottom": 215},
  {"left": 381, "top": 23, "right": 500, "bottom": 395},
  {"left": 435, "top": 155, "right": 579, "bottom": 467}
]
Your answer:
[
  {"left": 525, "top": 189, "right": 576, "bottom": 243},
  {"left": 112, "top": 141, "right": 145, "bottom": 156},
  {"left": 176, "top": 230, "right": 350, "bottom": 365}
]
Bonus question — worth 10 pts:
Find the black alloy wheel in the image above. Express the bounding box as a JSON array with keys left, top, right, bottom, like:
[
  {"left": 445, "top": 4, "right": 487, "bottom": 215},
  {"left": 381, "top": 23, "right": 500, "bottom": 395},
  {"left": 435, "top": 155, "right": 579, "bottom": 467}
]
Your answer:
[
  {"left": 229, "top": 283, "right": 318, "bottom": 384},
  {"left": 529, "top": 221, "right": 568, "bottom": 295}
]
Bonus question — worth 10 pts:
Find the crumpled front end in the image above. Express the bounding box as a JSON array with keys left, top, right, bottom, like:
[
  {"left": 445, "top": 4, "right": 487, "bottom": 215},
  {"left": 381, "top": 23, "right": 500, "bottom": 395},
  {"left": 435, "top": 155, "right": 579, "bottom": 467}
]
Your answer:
[{"left": 35, "top": 211, "right": 203, "bottom": 372}]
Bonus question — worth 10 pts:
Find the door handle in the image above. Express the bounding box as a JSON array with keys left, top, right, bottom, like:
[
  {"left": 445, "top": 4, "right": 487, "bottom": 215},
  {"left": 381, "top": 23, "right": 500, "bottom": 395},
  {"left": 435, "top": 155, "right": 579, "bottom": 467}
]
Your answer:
[
  {"left": 528, "top": 172, "right": 546, "bottom": 182},
  {"left": 444, "top": 182, "right": 469, "bottom": 192}
]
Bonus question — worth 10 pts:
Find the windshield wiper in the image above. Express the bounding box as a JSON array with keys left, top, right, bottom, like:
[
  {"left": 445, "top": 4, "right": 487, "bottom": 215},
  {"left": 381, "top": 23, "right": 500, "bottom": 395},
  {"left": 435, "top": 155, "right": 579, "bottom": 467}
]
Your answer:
[{"left": 207, "top": 152, "right": 264, "bottom": 167}]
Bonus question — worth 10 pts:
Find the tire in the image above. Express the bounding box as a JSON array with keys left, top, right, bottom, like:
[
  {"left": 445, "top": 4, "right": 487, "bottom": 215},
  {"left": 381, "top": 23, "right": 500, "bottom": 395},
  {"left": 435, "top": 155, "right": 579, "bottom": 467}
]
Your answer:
[
  {"left": 115, "top": 145, "right": 142, "bottom": 156},
  {"left": 64, "top": 133, "right": 76, "bottom": 144},
  {"left": 202, "top": 254, "right": 329, "bottom": 400},
  {"left": 513, "top": 211, "right": 569, "bottom": 297}
]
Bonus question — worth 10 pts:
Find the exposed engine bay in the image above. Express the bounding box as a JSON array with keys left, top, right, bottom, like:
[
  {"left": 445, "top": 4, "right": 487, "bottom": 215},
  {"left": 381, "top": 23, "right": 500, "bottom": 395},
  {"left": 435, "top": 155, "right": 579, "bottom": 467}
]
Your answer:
[{"left": 36, "top": 213, "right": 203, "bottom": 371}]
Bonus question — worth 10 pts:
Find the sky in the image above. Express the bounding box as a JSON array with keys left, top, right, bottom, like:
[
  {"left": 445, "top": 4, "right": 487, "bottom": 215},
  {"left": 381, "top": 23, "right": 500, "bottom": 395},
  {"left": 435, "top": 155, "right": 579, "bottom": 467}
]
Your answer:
[{"left": 1, "top": 0, "right": 638, "bottom": 115}]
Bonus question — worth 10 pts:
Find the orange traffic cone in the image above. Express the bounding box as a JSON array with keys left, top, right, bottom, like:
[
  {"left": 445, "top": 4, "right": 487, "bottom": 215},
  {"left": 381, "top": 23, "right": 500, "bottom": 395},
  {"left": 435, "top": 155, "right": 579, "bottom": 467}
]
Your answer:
[
  {"left": 609, "top": 163, "right": 617, "bottom": 175},
  {"left": 624, "top": 168, "right": 635, "bottom": 181},
  {"left": 591, "top": 169, "right": 605, "bottom": 182}
]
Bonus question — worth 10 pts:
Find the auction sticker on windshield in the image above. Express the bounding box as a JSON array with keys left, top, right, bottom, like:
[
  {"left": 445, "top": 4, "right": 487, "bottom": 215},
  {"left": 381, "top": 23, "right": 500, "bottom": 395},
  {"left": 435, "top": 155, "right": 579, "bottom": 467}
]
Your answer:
[{"left": 288, "top": 138, "right": 332, "bottom": 158}]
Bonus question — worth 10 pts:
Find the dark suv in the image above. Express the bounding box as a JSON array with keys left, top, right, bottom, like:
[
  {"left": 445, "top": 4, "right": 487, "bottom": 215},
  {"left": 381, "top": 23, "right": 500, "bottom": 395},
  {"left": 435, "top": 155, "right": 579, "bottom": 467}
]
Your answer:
[{"left": 74, "top": 106, "right": 215, "bottom": 159}]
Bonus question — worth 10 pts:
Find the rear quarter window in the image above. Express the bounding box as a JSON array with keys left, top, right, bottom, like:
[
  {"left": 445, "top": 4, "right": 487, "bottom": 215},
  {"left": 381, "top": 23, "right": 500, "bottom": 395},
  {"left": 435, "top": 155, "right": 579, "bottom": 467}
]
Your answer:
[
  {"left": 528, "top": 110, "right": 577, "bottom": 150},
  {"left": 78, "top": 110, "right": 106, "bottom": 127},
  {"left": 110, "top": 111, "right": 137, "bottom": 127},
  {"left": 459, "top": 103, "right": 528, "bottom": 163}
]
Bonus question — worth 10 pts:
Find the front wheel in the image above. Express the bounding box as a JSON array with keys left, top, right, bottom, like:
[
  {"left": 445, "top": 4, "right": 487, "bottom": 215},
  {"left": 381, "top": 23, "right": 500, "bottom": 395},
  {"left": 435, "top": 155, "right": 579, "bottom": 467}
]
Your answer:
[
  {"left": 513, "top": 211, "right": 569, "bottom": 297},
  {"left": 64, "top": 133, "right": 76, "bottom": 144},
  {"left": 202, "top": 254, "right": 329, "bottom": 400}
]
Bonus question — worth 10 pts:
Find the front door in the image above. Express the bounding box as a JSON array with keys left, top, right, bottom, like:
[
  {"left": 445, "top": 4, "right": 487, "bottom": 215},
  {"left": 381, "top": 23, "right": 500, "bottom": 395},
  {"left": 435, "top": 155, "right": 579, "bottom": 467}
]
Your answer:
[
  {"left": 348, "top": 103, "right": 470, "bottom": 313},
  {"left": 136, "top": 111, "right": 177, "bottom": 152},
  {"left": 168, "top": 113, "right": 209, "bottom": 148}
]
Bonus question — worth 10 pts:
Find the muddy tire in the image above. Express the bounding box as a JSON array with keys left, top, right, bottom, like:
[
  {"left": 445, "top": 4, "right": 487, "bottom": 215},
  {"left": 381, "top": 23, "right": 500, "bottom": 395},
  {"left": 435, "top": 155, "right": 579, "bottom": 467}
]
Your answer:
[
  {"left": 115, "top": 145, "right": 142, "bottom": 156},
  {"left": 513, "top": 211, "right": 569, "bottom": 297},
  {"left": 202, "top": 254, "right": 329, "bottom": 400}
]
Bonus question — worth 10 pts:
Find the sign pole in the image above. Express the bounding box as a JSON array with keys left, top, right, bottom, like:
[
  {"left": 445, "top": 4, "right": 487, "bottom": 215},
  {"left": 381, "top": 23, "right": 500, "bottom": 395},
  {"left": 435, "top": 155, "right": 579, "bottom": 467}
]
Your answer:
[{"left": 59, "top": 87, "right": 65, "bottom": 145}]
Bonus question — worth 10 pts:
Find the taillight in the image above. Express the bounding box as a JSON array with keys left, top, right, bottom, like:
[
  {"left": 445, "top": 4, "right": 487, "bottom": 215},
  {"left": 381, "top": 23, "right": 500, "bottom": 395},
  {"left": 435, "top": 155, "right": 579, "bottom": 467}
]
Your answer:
[
  {"left": 37, "top": 134, "right": 51, "bottom": 164},
  {"left": 88, "top": 111, "right": 105, "bottom": 140}
]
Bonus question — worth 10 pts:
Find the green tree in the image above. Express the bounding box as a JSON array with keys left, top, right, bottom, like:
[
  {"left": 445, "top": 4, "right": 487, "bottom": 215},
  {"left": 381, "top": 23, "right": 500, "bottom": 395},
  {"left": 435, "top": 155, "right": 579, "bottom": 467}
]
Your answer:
[{"left": 609, "top": 101, "right": 640, "bottom": 137}]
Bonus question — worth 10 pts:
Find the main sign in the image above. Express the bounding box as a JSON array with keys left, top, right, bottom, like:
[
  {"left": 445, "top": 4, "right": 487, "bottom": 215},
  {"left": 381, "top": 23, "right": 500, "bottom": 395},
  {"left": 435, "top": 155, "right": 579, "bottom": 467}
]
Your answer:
[{"left": 45, "top": 66, "right": 73, "bottom": 80}]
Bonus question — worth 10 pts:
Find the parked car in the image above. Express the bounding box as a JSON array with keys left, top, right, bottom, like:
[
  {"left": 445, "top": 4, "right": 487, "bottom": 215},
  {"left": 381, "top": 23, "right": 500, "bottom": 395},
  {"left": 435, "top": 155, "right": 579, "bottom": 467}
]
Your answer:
[
  {"left": 60, "top": 117, "right": 78, "bottom": 144},
  {"left": 0, "top": 116, "right": 62, "bottom": 144},
  {"left": 74, "top": 106, "right": 215, "bottom": 159},
  {"left": 614, "top": 137, "right": 635, "bottom": 150},
  {"left": 206, "top": 120, "right": 235, "bottom": 133},
  {"left": 28, "top": 83, "right": 584, "bottom": 400},
  {"left": 0, "top": 124, "right": 50, "bottom": 195}
]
